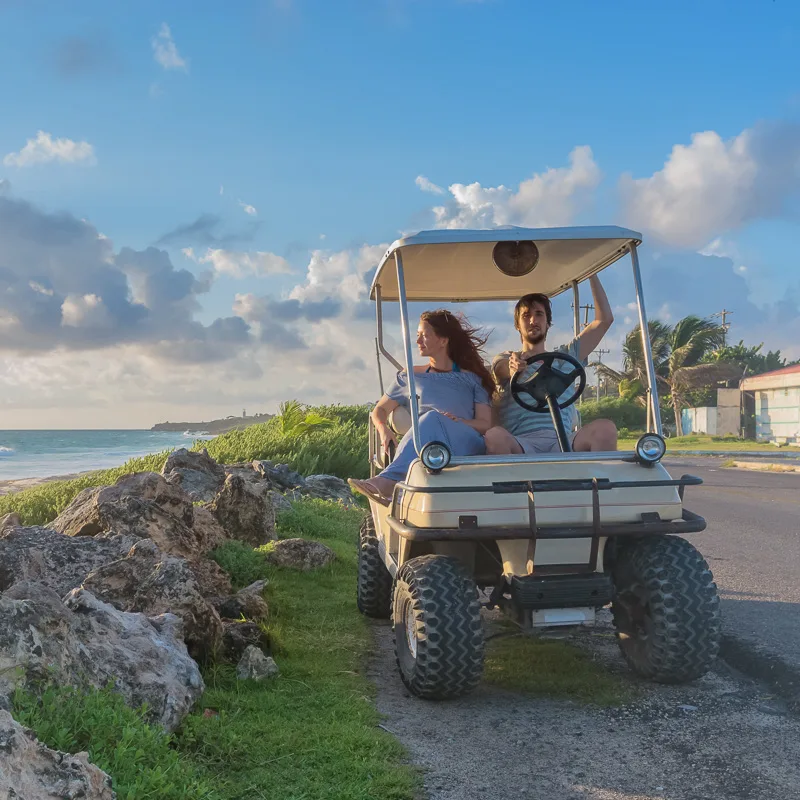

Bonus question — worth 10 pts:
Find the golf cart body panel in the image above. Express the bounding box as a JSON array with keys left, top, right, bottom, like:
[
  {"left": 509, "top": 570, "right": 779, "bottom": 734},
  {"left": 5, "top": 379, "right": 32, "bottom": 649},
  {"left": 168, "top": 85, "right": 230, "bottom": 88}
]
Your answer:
[{"left": 370, "top": 226, "right": 642, "bottom": 302}]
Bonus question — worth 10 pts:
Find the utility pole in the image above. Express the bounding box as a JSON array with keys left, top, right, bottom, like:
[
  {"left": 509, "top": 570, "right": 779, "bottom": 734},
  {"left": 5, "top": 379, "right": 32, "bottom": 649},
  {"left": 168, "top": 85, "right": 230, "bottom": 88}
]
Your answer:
[
  {"left": 595, "top": 348, "right": 610, "bottom": 401},
  {"left": 711, "top": 309, "right": 733, "bottom": 347}
]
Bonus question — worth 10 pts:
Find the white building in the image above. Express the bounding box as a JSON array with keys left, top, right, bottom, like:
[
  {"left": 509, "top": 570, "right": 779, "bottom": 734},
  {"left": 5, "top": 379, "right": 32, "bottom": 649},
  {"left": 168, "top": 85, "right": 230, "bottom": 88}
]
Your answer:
[{"left": 740, "top": 365, "right": 800, "bottom": 445}]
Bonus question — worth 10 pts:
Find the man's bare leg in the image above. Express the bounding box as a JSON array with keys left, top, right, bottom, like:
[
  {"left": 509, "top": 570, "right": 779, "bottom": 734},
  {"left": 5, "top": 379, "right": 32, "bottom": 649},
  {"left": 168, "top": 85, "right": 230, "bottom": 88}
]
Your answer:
[
  {"left": 484, "top": 426, "right": 524, "bottom": 455},
  {"left": 572, "top": 419, "right": 618, "bottom": 452}
]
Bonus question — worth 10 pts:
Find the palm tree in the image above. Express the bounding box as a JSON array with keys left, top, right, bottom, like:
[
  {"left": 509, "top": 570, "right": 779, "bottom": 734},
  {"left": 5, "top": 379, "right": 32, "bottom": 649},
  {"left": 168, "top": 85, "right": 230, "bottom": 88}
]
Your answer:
[
  {"left": 594, "top": 316, "right": 742, "bottom": 435},
  {"left": 277, "top": 400, "right": 335, "bottom": 438}
]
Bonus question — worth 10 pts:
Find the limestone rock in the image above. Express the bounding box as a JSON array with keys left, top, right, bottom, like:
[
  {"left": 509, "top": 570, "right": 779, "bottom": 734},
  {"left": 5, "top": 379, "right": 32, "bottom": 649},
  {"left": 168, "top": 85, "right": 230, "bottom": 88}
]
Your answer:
[
  {"left": 235, "top": 645, "right": 279, "bottom": 682},
  {"left": 161, "top": 447, "right": 226, "bottom": 503},
  {"left": 304, "top": 474, "right": 359, "bottom": 507},
  {"left": 0, "top": 526, "right": 138, "bottom": 597},
  {"left": 213, "top": 579, "right": 269, "bottom": 621},
  {"left": 50, "top": 472, "right": 208, "bottom": 558},
  {"left": 209, "top": 475, "right": 276, "bottom": 547},
  {"left": 83, "top": 548, "right": 223, "bottom": 662},
  {"left": 0, "top": 512, "right": 21, "bottom": 533},
  {"left": 222, "top": 621, "right": 271, "bottom": 663},
  {"left": 191, "top": 504, "right": 229, "bottom": 554},
  {"left": 0, "top": 710, "right": 115, "bottom": 799},
  {"left": 0, "top": 583, "right": 204, "bottom": 732},
  {"left": 264, "top": 538, "right": 336, "bottom": 571}
]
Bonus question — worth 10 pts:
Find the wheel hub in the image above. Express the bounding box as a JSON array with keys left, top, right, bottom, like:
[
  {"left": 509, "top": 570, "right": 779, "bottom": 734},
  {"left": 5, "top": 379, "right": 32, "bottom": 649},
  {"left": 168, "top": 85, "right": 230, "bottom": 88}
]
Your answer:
[{"left": 404, "top": 599, "right": 418, "bottom": 659}]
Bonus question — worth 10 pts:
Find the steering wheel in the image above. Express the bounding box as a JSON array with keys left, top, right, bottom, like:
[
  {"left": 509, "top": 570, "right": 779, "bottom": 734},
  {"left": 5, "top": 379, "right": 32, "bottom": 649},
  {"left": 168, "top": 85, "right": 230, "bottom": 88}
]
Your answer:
[{"left": 510, "top": 351, "right": 587, "bottom": 413}]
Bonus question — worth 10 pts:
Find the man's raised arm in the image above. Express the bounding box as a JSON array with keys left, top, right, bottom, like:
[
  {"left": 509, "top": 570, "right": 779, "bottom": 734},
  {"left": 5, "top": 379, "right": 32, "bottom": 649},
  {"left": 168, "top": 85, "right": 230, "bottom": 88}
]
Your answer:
[{"left": 577, "top": 275, "right": 614, "bottom": 361}]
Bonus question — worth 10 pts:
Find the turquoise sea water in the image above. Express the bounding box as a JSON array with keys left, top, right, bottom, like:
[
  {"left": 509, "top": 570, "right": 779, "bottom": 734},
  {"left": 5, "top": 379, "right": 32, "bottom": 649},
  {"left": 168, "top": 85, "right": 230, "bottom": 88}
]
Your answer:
[{"left": 0, "top": 430, "right": 215, "bottom": 481}]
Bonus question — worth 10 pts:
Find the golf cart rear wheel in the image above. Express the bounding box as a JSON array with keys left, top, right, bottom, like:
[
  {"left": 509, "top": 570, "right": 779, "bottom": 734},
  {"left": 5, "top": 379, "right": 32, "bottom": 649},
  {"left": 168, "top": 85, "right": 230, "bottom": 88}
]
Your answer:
[
  {"left": 611, "top": 535, "right": 721, "bottom": 683},
  {"left": 357, "top": 514, "right": 393, "bottom": 619},
  {"left": 392, "top": 555, "right": 484, "bottom": 700}
]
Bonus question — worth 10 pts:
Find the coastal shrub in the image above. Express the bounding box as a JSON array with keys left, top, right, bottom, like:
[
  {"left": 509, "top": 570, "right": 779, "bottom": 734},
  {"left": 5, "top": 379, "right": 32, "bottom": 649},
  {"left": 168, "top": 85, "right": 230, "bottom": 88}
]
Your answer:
[
  {"left": 578, "top": 397, "right": 647, "bottom": 430},
  {"left": 197, "top": 410, "right": 369, "bottom": 479}
]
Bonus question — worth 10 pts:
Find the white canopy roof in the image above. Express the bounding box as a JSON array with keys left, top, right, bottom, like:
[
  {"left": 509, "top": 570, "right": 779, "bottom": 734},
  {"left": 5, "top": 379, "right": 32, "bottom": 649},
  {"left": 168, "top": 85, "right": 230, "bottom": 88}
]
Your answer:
[{"left": 370, "top": 226, "right": 641, "bottom": 302}]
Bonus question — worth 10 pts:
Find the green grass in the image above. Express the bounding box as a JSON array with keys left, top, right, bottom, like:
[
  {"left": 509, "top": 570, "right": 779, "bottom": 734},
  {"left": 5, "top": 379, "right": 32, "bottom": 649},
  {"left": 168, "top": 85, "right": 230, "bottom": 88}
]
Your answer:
[
  {"left": 483, "top": 633, "right": 633, "bottom": 707},
  {"left": 617, "top": 434, "right": 800, "bottom": 453},
  {"left": 12, "top": 499, "right": 418, "bottom": 800}
]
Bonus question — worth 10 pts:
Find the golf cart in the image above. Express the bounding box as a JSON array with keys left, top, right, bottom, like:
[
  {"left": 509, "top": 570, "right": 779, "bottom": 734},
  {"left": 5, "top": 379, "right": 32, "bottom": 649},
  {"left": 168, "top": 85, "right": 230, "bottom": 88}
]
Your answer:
[{"left": 357, "top": 226, "right": 721, "bottom": 700}]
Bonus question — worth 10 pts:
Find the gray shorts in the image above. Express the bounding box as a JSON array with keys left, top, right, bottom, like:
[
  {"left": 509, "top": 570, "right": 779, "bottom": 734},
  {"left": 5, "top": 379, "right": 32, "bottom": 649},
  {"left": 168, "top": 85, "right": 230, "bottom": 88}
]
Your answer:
[{"left": 514, "top": 429, "right": 578, "bottom": 454}]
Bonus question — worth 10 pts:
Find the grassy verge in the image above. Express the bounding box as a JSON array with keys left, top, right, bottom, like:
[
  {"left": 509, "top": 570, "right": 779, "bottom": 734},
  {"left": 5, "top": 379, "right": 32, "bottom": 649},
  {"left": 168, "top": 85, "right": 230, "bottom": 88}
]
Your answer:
[
  {"left": 11, "top": 499, "right": 419, "bottom": 800},
  {"left": 618, "top": 434, "right": 800, "bottom": 453},
  {"left": 483, "top": 632, "right": 633, "bottom": 707}
]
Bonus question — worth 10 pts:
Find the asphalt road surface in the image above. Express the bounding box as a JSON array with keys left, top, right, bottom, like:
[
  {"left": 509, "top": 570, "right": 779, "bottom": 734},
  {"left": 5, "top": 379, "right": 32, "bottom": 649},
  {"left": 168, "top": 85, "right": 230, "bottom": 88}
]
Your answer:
[{"left": 664, "top": 457, "right": 800, "bottom": 693}]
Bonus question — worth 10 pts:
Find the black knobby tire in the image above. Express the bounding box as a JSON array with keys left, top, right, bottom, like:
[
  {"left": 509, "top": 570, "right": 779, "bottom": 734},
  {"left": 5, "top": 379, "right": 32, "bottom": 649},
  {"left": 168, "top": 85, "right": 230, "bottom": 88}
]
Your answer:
[
  {"left": 611, "top": 535, "right": 721, "bottom": 683},
  {"left": 357, "top": 515, "right": 393, "bottom": 619},
  {"left": 392, "top": 554, "right": 484, "bottom": 700}
]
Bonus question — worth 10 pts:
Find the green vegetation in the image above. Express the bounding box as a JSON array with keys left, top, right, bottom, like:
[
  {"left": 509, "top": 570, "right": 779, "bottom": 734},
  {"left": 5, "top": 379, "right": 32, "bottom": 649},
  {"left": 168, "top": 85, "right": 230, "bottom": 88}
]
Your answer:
[
  {"left": 616, "top": 434, "right": 800, "bottom": 452},
  {"left": 199, "top": 403, "right": 370, "bottom": 480},
  {"left": 0, "top": 404, "right": 370, "bottom": 527},
  {"left": 484, "top": 633, "right": 633, "bottom": 706},
  {"left": 12, "top": 499, "right": 419, "bottom": 800}
]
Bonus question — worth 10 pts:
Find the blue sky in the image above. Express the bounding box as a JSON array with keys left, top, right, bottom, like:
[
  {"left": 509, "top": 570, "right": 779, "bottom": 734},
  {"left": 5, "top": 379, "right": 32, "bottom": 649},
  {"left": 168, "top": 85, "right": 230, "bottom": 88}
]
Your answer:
[{"left": 0, "top": 0, "right": 799, "bottom": 427}]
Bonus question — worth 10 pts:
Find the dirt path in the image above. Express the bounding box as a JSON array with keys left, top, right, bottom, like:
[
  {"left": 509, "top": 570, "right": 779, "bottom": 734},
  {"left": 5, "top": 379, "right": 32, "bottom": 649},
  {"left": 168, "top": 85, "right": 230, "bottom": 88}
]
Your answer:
[{"left": 369, "top": 611, "right": 800, "bottom": 800}]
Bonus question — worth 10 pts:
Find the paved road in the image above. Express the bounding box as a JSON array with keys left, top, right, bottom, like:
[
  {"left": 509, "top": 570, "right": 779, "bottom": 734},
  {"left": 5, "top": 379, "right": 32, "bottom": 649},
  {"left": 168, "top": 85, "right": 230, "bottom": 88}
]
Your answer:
[{"left": 664, "top": 457, "right": 800, "bottom": 693}]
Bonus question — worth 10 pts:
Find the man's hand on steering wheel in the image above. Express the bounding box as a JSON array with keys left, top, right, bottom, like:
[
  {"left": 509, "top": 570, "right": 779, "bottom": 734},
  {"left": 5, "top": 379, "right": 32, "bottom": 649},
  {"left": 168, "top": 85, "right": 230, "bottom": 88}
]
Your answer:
[{"left": 510, "top": 351, "right": 587, "bottom": 413}]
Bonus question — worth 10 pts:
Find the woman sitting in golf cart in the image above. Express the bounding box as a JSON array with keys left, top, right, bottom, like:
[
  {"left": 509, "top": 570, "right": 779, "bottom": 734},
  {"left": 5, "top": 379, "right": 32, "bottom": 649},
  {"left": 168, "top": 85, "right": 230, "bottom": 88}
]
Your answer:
[{"left": 348, "top": 309, "right": 493, "bottom": 506}]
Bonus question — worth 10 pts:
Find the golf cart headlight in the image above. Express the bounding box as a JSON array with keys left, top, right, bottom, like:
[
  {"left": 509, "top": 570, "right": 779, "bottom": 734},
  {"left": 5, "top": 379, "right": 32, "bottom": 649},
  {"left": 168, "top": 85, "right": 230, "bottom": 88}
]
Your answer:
[
  {"left": 420, "top": 441, "right": 451, "bottom": 472},
  {"left": 636, "top": 433, "right": 666, "bottom": 464}
]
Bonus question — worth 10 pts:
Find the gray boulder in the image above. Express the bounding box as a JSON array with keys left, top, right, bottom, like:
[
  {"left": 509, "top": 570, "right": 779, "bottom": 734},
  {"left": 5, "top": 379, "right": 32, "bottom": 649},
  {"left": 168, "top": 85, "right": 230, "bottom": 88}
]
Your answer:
[
  {"left": 82, "top": 543, "right": 223, "bottom": 662},
  {"left": 50, "top": 473, "right": 210, "bottom": 558},
  {"left": 235, "top": 645, "right": 279, "bottom": 682},
  {"left": 161, "top": 447, "right": 226, "bottom": 502},
  {"left": 222, "top": 621, "right": 271, "bottom": 663},
  {"left": 209, "top": 475, "right": 276, "bottom": 547},
  {"left": 0, "top": 710, "right": 115, "bottom": 799},
  {"left": 213, "top": 579, "right": 269, "bottom": 622},
  {"left": 304, "top": 474, "right": 359, "bottom": 508},
  {"left": 0, "top": 526, "right": 138, "bottom": 597},
  {"left": 264, "top": 538, "right": 336, "bottom": 571},
  {"left": 0, "top": 582, "right": 204, "bottom": 732}
]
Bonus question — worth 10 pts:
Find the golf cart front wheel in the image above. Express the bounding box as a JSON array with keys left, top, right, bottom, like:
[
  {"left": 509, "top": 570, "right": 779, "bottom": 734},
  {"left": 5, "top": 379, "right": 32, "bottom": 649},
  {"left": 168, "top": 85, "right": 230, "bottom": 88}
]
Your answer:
[
  {"left": 611, "top": 534, "right": 721, "bottom": 683},
  {"left": 357, "top": 514, "right": 393, "bottom": 619},
  {"left": 392, "top": 555, "right": 484, "bottom": 700}
]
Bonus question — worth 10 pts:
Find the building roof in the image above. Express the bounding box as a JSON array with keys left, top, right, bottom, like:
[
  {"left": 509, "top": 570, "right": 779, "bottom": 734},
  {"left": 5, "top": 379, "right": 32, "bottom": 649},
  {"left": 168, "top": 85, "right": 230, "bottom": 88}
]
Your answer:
[{"left": 740, "top": 363, "right": 800, "bottom": 390}]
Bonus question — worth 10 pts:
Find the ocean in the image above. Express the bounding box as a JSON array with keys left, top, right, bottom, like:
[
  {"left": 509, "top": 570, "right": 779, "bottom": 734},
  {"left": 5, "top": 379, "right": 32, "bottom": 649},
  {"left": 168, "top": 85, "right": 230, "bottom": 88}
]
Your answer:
[{"left": 0, "top": 430, "right": 216, "bottom": 481}]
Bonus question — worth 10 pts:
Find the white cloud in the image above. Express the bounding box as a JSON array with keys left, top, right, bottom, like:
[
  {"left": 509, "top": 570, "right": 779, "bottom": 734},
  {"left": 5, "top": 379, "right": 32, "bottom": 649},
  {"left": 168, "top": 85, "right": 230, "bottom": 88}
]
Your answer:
[
  {"left": 238, "top": 200, "right": 257, "bottom": 216},
  {"left": 290, "top": 244, "right": 386, "bottom": 303},
  {"left": 151, "top": 23, "right": 188, "bottom": 72},
  {"left": 431, "top": 146, "right": 601, "bottom": 229},
  {"left": 620, "top": 122, "right": 800, "bottom": 248},
  {"left": 61, "top": 293, "right": 112, "bottom": 328},
  {"left": 3, "top": 131, "right": 96, "bottom": 167},
  {"left": 415, "top": 175, "right": 444, "bottom": 194},
  {"left": 188, "top": 247, "right": 292, "bottom": 278}
]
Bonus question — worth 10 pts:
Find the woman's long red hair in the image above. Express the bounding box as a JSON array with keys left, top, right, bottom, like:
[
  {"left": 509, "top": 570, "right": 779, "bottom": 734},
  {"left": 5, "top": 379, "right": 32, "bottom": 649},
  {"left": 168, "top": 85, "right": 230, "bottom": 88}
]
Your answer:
[{"left": 420, "top": 309, "right": 495, "bottom": 397}]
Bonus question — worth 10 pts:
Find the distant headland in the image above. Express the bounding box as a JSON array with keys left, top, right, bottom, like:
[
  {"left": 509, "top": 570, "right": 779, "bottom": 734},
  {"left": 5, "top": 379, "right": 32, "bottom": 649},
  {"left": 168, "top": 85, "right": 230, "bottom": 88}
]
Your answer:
[{"left": 150, "top": 412, "right": 273, "bottom": 434}]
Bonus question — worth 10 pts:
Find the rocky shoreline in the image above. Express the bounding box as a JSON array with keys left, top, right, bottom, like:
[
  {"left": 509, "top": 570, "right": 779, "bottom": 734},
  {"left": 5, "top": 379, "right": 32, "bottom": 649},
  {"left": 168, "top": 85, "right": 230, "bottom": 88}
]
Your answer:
[{"left": 0, "top": 448, "right": 356, "bottom": 797}]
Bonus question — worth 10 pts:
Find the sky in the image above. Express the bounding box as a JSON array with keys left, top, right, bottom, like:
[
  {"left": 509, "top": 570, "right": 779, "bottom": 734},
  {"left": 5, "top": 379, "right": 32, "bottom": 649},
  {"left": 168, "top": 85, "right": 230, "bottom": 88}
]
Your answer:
[{"left": 0, "top": 0, "right": 799, "bottom": 429}]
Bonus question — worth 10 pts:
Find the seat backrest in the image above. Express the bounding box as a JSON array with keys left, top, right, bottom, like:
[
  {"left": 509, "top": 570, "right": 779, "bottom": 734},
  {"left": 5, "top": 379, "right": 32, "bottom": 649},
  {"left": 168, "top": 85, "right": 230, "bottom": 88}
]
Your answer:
[{"left": 388, "top": 406, "right": 411, "bottom": 436}]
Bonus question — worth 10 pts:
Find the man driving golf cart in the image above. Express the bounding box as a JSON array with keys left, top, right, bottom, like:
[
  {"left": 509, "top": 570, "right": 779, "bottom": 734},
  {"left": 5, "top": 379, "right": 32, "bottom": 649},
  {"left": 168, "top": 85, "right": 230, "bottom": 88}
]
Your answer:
[{"left": 486, "top": 276, "right": 618, "bottom": 455}]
